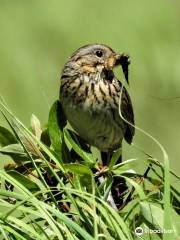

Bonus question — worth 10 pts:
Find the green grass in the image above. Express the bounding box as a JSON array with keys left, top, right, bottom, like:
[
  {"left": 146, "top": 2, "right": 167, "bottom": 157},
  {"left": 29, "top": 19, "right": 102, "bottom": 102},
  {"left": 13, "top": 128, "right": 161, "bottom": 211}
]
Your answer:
[
  {"left": 0, "top": 99, "right": 179, "bottom": 240},
  {"left": 0, "top": 2, "right": 180, "bottom": 238},
  {"left": 0, "top": 0, "right": 180, "bottom": 172}
]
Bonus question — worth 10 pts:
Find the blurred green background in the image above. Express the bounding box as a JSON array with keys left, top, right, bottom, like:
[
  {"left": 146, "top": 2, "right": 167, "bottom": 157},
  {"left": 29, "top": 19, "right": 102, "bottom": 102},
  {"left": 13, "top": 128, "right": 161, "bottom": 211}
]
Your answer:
[{"left": 0, "top": 0, "right": 180, "bottom": 172}]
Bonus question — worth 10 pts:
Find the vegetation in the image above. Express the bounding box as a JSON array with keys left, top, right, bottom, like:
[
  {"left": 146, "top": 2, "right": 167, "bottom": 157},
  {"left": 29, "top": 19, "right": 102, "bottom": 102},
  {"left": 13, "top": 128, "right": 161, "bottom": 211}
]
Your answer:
[
  {"left": 0, "top": 1, "right": 180, "bottom": 239},
  {"left": 0, "top": 100, "right": 179, "bottom": 240}
]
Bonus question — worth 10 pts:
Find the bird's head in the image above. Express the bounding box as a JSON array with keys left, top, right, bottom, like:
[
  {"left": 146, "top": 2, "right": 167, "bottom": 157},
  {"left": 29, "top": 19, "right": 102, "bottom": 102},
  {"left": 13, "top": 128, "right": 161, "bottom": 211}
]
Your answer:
[{"left": 63, "top": 44, "right": 130, "bottom": 83}]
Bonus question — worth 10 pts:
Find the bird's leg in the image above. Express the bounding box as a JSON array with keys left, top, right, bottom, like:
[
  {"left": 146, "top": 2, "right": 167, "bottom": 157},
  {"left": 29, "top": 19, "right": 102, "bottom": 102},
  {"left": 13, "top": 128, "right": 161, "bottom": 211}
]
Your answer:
[
  {"left": 107, "top": 150, "right": 112, "bottom": 165},
  {"left": 101, "top": 150, "right": 113, "bottom": 167},
  {"left": 101, "top": 152, "right": 108, "bottom": 167}
]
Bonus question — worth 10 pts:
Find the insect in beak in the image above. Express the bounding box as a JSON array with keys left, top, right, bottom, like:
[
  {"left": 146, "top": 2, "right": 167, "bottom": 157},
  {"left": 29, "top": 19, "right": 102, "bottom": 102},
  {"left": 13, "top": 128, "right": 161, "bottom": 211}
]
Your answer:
[{"left": 115, "top": 53, "right": 130, "bottom": 84}]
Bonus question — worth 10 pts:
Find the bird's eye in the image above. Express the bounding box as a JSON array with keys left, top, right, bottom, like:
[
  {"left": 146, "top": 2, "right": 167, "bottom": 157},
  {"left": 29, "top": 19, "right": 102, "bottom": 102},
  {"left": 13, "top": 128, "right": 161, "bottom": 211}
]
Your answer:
[{"left": 95, "top": 50, "right": 103, "bottom": 58}]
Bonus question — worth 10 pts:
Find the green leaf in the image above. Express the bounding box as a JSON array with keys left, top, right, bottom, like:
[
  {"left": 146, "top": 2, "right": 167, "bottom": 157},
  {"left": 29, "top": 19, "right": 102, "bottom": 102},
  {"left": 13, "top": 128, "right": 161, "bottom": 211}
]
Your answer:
[
  {"left": 7, "top": 170, "right": 40, "bottom": 193},
  {"left": 0, "top": 144, "right": 29, "bottom": 163},
  {"left": 0, "top": 126, "right": 17, "bottom": 147},
  {"left": 98, "top": 175, "right": 113, "bottom": 201},
  {"left": 109, "top": 147, "right": 122, "bottom": 169},
  {"left": 140, "top": 202, "right": 164, "bottom": 232},
  {"left": 64, "top": 163, "right": 93, "bottom": 190},
  {"left": 48, "top": 100, "right": 69, "bottom": 161},
  {"left": 48, "top": 101, "right": 63, "bottom": 151},
  {"left": 170, "top": 191, "right": 180, "bottom": 215},
  {"left": 41, "top": 128, "right": 51, "bottom": 146},
  {"left": 65, "top": 163, "right": 92, "bottom": 176},
  {"left": 112, "top": 158, "right": 138, "bottom": 175},
  {"left": 64, "top": 129, "right": 94, "bottom": 166},
  {"left": 139, "top": 202, "right": 177, "bottom": 239}
]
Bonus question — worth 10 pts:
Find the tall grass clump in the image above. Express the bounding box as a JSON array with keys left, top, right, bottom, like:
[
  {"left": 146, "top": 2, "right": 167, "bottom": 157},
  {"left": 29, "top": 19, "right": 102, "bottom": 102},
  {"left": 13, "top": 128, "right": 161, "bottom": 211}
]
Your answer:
[{"left": 0, "top": 99, "right": 179, "bottom": 240}]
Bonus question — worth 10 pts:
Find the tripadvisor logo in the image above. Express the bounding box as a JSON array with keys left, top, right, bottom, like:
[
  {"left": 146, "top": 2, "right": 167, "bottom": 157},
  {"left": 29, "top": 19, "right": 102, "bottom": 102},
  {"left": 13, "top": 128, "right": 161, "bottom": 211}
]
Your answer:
[{"left": 135, "top": 227, "right": 144, "bottom": 236}]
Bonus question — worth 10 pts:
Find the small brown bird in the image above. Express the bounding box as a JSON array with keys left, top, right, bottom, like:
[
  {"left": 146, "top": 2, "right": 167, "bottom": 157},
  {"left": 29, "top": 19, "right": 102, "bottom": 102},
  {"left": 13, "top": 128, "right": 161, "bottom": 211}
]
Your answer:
[{"left": 60, "top": 44, "right": 135, "bottom": 165}]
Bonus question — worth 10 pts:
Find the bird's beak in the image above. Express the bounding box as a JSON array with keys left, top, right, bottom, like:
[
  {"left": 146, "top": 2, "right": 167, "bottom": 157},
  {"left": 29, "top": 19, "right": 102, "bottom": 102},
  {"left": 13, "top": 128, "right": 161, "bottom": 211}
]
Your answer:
[{"left": 114, "top": 53, "right": 131, "bottom": 84}]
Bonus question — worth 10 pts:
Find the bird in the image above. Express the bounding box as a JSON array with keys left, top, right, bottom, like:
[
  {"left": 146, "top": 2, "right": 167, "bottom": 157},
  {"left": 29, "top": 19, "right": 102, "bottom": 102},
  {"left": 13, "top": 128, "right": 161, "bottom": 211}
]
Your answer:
[{"left": 59, "top": 44, "right": 135, "bottom": 166}]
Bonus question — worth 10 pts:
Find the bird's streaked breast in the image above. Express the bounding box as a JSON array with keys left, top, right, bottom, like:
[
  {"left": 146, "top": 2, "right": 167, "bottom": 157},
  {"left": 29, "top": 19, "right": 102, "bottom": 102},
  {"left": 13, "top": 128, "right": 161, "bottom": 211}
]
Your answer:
[{"left": 60, "top": 74, "right": 126, "bottom": 151}]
